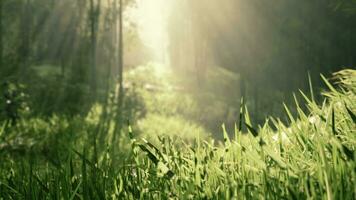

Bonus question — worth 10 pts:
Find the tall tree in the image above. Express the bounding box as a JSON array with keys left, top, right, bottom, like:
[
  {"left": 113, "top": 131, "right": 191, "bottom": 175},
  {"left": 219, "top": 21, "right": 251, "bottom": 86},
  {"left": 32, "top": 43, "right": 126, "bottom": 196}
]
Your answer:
[
  {"left": 118, "top": 0, "right": 124, "bottom": 107},
  {"left": 89, "top": 0, "right": 101, "bottom": 100},
  {"left": 0, "top": 0, "right": 3, "bottom": 69},
  {"left": 18, "top": 0, "right": 32, "bottom": 77},
  {"left": 112, "top": 0, "right": 125, "bottom": 144}
]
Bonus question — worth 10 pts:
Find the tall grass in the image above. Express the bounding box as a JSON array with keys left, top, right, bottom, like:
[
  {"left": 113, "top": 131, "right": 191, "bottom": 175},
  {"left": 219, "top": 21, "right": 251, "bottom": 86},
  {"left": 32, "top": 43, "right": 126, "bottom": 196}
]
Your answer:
[{"left": 0, "top": 70, "right": 355, "bottom": 199}]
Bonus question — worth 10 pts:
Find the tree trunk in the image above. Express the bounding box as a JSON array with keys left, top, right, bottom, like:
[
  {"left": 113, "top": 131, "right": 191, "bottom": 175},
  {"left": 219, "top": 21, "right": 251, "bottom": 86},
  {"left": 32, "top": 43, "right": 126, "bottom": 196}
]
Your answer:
[
  {"left": 97, "top": 1, "right": 116, "bottom": 149},
  {"left": 89, "top": 0, "right": 100, "bottom": 101},
  {"left": 0, "top": 0, "right": 3, "bottom": 69},
  {"left": 118, "top": 0, "right": 124, "bottom": 100},
  {"left": 113, "top": 0, "right": 124, "bottom": 143},
  {"left": 19, "top": 0, "right": 32, "bottom": 78}
]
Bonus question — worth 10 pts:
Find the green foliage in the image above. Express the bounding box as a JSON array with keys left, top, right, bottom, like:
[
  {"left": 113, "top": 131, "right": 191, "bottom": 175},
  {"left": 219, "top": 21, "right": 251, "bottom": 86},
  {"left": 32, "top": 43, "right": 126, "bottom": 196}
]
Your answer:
[
  {"left": 0, "top": 0, "right": 354, "bottom": 197},
  {"left": 123, "top": 63, "right": 209, "bottom": 140},
  {"left": 0, "top": 81, "right": 30, "bottom": 123},
  {"left": 137, "top": 114, "right": 209, "bottom": 142},
  {"left": 0, "top": 70, "right": 355, "bottom": 199}
]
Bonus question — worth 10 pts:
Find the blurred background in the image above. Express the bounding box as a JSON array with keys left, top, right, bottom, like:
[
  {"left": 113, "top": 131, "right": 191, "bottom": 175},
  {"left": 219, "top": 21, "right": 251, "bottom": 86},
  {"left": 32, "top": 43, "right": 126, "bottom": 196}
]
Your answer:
[{"left": 0, "top": 0, "right": 355, "bottom": 140}]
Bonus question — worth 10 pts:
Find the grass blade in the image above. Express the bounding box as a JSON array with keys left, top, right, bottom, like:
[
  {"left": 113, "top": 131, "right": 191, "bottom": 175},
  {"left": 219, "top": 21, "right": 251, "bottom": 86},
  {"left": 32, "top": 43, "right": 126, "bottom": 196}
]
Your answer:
[
  {"left": 345, "top": 105, "right": 356, "bottom": 124},
  {"left": 245, "top": 123, "right": 259, "bottom": 137},
  {"left": 69, "top": 180, "right": 82, "bottom": 200},
  {"left": 308, "top": 72, "right": 315, "bottom": 102}
]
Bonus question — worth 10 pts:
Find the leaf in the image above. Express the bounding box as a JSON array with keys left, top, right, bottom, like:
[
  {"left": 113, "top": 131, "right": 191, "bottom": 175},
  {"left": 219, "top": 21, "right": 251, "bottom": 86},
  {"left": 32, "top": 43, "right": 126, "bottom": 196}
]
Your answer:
[
  {"left": 244, "top": 106, "right": 252, "bottom": 127},
  {"left": 72, "top": 149, "right": 99, "bottom": 170},
  {"left": 345, "top": 105, "right": 356, "bottom": 124},
  {"left": 32, "top": 173, "right": 49, "bottom": 193},
  {"left": 245, "top": 123, "right": 258, "bottom": 137},
  {"left": 222, "top": 124, "right": 231, "bottom": 146},
  {"left": 138, "top": 140, "right": 175, "bottom": 179},
  {"left": 332, "top": 107, "right": 338, "bottom": 136},
  {"left": 299, "top": 90, "right": 313, "bottom": 105},
  {"left": 283, "top": 103, "right": 295, "bottom": 123},
  {"left": 157, "top": 161, "right": 174, "bottom": 179},
  {"left": 165, "top": 170, "right": 175, "bottom": 180},
  {"left": 288, "top": 186, "right": 298, "bottom": 200},
  {"left": 238, "top": 97, "right": 245, "bottom": 131},
  {"left": 321, "top": 74, "right": 338, "bottom": 94},
  {"left": 0, "top": 122, "right": 6, "bottom": 138},
  {"left": 259, "top": 138, "right": 266, "bottom": 146},
  {"left": 142, "top": 138, "right": 167, "bottom": 163},
  {"left": 69, "top": 180, "right": 82, "bottom": 200},
  {"left": 308, "top": 72, "right": 315, "bottom": 102},
  {"left": 128, "top": 122, "right": 134, "bottom": 140},
  {"left": 264, "top": 148, "right": 287, "bottom": 169},
  {"left": 0, "top": 181, "right": 22, "bottom": 196},
  {"left": 138, "top": 144, "right": 159, "bottom": 164},
  {"left": 342, "top": 145, "right": 354, "bottom": 161}
]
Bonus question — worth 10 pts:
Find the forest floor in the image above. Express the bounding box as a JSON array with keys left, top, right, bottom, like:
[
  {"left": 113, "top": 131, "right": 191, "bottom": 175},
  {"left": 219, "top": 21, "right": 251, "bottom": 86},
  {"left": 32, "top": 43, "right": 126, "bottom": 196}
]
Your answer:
[{"left": 0, "top": 69, "right": 355, "bottom": 199}]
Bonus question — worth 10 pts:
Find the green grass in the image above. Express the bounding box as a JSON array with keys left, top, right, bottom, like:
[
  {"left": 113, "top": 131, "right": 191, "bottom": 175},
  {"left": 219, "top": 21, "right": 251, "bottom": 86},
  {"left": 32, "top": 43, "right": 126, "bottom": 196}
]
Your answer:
[{"left": 0, "top": 70, "right": 355, "bottom": 199}]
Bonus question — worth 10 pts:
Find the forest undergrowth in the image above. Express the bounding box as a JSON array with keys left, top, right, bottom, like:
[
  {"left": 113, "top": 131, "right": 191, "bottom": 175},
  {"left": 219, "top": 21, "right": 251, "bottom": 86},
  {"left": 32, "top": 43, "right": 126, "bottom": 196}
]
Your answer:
[{"left": 0, "top": 69, "right": 355, "bottom": 199}]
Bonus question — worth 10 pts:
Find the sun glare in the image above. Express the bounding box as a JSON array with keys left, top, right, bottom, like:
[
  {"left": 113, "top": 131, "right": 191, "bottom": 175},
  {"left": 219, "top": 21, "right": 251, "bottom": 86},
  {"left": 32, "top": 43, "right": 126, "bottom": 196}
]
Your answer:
[{"left": 134, "top": 0, "right": 172, "bottom": 64}]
